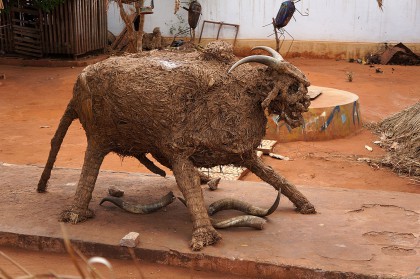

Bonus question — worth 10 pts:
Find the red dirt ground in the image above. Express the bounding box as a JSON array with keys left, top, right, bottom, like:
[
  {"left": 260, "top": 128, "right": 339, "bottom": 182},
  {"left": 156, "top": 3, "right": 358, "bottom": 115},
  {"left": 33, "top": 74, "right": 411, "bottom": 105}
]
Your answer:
[{"left": 0, "top": 58, "right": 419, "bottom": 277}]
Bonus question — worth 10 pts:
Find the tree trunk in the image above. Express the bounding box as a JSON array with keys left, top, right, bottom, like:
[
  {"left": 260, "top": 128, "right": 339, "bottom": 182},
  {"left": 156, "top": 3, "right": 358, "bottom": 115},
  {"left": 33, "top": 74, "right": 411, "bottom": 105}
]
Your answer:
[{"left": 116, "top": 0, "right": 137, "bottom": 53}]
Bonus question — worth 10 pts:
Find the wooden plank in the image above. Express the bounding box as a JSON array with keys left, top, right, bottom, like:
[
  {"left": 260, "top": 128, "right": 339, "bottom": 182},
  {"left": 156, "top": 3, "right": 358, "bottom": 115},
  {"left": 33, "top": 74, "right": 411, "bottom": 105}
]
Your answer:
[
  {"left": 43, "top": 12, "right": 49, "bottom": 54},
  {"left": 97, "top": 0, "right": 101, "bottom": 49},
  {"left": 15, "top": 42, "right": 42, "bottom": 53},
  {"left": 13, "top": 30, "right": 41, "bottom": 39},
  {"left": 11, "top": 7, "right": 39, "bottom": 15},
  {"left": 89, "top": 0, "right": 92, "bottom": 50},
  {"left": 0, "top": 12, "right": 9, "bottom": 52},
  {"left": 64, "top": 0, "right": 69, "bottom": 53},
  {"left": 102, "top": 0, "right": 107, "bottom": 48},
  {"left": 53, "top": 6, "right": 59, "bottom": 53},
  {"left": 11, "top": 18, "right": 37, "bottom": 26},
  {"left": 69, "top": 0, "right": 74, "bottom": 53},
  {"left": 13, "top": 29, "right": 41, "bottom": 39},
  {"left": 59, "top": 3, "right": 65, "bottom": 53},
  {"left": 93, "top": 0, "right": 97, "bottom": 48},
  {"left": 47, "top": 12, "right": 53, "bottom": 53},
  {"left": 111, "top": 27, "right": 127, "bottom": 50},
  {"left": 38, "top": 10, "right": 44, "bottom": 56},
  {"left": 42, "top": 12, "right": 46, "bottom": 53},
  {"left": 83, "top": 0, "right": 88, "bottom": 53},
  {"left": 76, "top": 0, "right": 81, "bottom": 54},
  {"left": 14, "top": 40, "right": 41, "bottom": 48},
  {"left": 94, "top": 0, "right": 97, "bottom": 48},
  {"left": 98, "top": 0, "right": 103, "bottom": 48},
  {"left": 15, "top": 50, "right": 43, "bottom": 57},
  {"left": 15, "top": 45, "right": 42, "bottom": 54},
  {"left": 50, "top": 8, "right": 56, "bottom": 53},
  {"left": 14, "top": 36, "right": 40, "bottom": 44},
  {"left": 58, "top": 3, "right": 62, "bottom": 52},
  {"left": 49, "top": 10, "right": 56, "bottom": 53},
  {"left": 84, "top": 0, "right": 89, "bottom": 52},
  {"left": 12, "top": 25, "right": 39, "bottom": 33},
  {"left": 78, "top": 0, "right": 83, "bottom": 54}
]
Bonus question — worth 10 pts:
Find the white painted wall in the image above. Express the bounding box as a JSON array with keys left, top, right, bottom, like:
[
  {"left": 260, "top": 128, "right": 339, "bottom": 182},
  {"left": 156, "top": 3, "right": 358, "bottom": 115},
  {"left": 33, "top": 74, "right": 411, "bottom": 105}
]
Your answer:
[{"left": 108, "top": 0, "right": 420, "bottom": 43}]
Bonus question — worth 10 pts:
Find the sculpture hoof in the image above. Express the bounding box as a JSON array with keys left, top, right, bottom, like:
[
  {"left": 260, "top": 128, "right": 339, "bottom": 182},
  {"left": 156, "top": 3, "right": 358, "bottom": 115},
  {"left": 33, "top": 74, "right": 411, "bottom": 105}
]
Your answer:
[
  {"left": 59, "top": 208, "right": 95, "bottom": 224},
  {"left": 190, "top": 226, "right": 222, "bottom": 251},
  {"left": 297, "top": 202, "right": 316, "bottom": 214}
]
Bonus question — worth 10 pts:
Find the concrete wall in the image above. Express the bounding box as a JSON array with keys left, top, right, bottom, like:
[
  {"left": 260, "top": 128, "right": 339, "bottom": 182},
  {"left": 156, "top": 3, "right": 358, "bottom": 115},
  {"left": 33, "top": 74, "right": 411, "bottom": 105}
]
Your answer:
[{"left": 107, "top": 0, "right": 420, "bottom": 58}]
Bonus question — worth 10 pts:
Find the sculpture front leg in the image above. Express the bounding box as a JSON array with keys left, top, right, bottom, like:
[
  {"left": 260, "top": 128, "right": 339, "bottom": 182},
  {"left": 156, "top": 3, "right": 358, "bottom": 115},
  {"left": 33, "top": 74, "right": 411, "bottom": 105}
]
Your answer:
[
  {"left": 60, "top": 143, "right": 106, "bottom": 223},
  {"left": 243, "top": 154, "right": 315, "bottom": 214},
  {"left": 172, "top": 156, "right": 222, "bottom": 251}
]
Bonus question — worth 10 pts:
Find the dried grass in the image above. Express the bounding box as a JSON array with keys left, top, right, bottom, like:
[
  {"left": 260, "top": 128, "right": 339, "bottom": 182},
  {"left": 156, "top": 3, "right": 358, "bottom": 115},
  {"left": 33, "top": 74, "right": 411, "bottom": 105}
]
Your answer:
[{"left": 371, "top": 102, "right": 420, "bottom": 182}]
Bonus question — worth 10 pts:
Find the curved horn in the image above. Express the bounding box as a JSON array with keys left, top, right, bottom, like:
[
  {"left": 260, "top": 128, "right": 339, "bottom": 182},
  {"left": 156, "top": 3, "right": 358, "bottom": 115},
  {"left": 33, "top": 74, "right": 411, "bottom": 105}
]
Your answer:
[
  {"left": 252, "top": 46, "right": 284, "bottom": 61},
  {"left": 177, "top": 197, "right": 267, "bottom": 230},
  {"left": 212, "top": 215, "right": 266, "bottom": 230},
  {"left": 100, "top": 191, "right": 175, "bottom": 214},
  {"left": 208, "top": 190, "right": 281, "bottom": 217},
  {"left": 228, "top": 55, "right": 280, "bottom": 74}
]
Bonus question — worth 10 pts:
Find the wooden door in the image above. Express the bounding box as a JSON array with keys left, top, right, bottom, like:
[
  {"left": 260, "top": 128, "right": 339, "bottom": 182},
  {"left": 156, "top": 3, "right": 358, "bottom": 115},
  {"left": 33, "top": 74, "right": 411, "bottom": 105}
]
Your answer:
[{"left": 11, "top": 0, "right": 42, "bottom": 57}]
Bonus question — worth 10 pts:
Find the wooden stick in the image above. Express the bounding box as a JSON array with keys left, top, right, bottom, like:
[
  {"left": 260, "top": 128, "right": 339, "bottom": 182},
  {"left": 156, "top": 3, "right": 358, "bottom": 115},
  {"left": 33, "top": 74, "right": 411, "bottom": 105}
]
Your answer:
[{"left": 272, "top": 18, "right": 280, "bottom": 53}]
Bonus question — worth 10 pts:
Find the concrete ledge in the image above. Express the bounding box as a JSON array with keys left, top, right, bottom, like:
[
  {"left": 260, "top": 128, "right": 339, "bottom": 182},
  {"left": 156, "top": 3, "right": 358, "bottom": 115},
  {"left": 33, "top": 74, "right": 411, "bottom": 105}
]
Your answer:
[
  {"left": 0, "top": 231, "right": 378, "bottom": 279},
  {"left": 0, "top": 163, "right": 418, "bottom": 278},
  {"left": 196, "top": 38, "right": 420, "bottom": 60}
]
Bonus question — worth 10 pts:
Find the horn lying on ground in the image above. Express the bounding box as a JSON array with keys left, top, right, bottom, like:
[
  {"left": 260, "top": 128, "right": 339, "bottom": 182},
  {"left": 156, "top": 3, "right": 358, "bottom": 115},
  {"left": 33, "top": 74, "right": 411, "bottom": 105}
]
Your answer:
[
  {"left": 100, "top": 191, "right": 175, "bottom": 214},
  {"left": 178, "top": 191, "right": 280, "bottom": 230},
  {"left": 208, "top": 190, "right": 281, "bottom": 217}
]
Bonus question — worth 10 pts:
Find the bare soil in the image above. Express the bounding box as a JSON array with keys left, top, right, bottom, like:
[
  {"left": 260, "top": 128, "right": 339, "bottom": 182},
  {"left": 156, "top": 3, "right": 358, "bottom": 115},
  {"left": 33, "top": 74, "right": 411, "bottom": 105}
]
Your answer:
[{"left": 0, "top": 57, "right": 419, "bottom": 276}]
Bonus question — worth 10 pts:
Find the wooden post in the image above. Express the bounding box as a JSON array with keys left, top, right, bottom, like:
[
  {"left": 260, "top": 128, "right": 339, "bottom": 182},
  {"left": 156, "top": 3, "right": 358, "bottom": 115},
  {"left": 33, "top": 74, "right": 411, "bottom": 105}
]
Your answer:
[
  {"left": 135, "top": 0, "right": 145, "bottom": 52},
  {"left": 272, "top": 17, "right": 280, "bottom": 53}
]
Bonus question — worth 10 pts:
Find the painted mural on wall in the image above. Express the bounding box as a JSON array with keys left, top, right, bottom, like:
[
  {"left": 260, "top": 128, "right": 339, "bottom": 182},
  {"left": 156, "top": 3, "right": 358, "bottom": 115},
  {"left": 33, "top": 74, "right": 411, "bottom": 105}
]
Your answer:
[{"left": 266, "top": 87, "right": 362, "bottom": 142}]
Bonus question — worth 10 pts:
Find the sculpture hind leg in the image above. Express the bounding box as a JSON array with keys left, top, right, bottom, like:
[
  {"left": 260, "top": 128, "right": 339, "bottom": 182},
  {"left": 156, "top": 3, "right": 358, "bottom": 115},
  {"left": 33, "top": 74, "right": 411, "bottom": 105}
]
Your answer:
[
  {"left": 244, "top": 153, "right": 316, "bottom": 214},
  {"left": 60, "top": 142, "right": 106, "bottom": 223},
  {"left": 38, "top": 103, "right": 78, "bottom": 193},
  {"left": 172, "top": 156, "right": 221, "bottom": 251}
]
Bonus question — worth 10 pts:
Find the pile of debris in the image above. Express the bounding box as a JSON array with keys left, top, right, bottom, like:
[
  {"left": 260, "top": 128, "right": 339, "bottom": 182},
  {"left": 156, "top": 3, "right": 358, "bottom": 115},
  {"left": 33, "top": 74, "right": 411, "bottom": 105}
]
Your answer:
[
  {"left": 368, "top": 43, "right": 420, "bottom": 65},
  {"left": 371, "top": 102, "right": 420, "bottom": 181}
]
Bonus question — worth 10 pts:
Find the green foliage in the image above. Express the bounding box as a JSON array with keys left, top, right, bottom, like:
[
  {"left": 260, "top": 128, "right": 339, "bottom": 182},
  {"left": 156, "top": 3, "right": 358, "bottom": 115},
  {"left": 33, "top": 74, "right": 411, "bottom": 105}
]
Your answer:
[
  {"left": 34, "top": 0, "right": 65, "bottom": 12},
  {"left": 0, "top": 0, "right": 65, "bottom": 12},
  {"left": 165, "top": 14, "right": 188, "bottom": 36}
]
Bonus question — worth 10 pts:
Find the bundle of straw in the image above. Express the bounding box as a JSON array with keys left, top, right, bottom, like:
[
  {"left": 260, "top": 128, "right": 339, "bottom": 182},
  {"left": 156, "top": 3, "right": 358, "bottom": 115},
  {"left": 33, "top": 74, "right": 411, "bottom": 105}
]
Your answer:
[{"left": 374, "top": 102, "right": 419, "bottom": 181}]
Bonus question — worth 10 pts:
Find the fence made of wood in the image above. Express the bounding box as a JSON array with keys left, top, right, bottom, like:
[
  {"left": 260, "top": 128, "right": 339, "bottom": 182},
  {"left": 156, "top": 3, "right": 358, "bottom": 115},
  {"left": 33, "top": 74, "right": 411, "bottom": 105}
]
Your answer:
[
  {"left": 0, "top": 0, "right": 107, "bottom": 58},
  {"left": 41, "top": 0, "right": 107, "bottom": 57},
  {"left": 0, "top": 11, "right": 13, "bottom": 53}
]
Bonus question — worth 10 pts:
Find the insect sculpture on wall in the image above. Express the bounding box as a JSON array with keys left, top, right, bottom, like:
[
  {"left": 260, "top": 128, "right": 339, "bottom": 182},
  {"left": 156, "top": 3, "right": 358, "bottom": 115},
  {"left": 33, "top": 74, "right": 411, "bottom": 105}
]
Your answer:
[
  {"left": 171, "top": 0, "right": 202, "bottom": 46},
  {"left": 265, "top": 0, "right": 309, "bottom": 56},
  {"left": 183, "top": 0, "right": 202, "bottom": 42}
]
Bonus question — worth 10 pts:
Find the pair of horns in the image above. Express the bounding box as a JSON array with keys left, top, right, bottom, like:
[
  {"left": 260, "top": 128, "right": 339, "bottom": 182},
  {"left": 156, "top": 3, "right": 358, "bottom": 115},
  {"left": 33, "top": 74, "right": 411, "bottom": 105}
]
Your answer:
[{"left": 228, "top": 46, "right": 284, "bottom": 74}]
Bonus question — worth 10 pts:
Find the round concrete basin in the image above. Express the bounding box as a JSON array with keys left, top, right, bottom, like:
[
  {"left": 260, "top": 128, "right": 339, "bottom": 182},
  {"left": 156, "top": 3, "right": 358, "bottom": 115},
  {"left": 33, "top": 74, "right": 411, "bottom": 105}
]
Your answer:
[{"left": 266, "top": 86, "right": 362, "bottom": 142}]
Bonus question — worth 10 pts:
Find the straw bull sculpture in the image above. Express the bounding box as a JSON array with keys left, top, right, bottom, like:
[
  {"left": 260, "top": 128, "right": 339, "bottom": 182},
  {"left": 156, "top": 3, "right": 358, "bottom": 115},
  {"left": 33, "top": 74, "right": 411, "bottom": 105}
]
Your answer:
[{"left": 37, "top": 41, "right": 315, "bottom": 251}]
